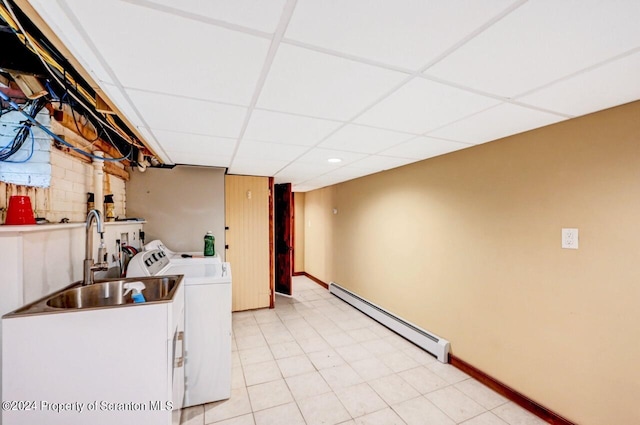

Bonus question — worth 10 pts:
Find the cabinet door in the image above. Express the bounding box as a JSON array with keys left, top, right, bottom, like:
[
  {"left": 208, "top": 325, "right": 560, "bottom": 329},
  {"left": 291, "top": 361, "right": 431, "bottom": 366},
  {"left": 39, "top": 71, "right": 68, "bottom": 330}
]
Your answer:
[{"left": 225, "top": 175, "right": 272, "bottom": 311}]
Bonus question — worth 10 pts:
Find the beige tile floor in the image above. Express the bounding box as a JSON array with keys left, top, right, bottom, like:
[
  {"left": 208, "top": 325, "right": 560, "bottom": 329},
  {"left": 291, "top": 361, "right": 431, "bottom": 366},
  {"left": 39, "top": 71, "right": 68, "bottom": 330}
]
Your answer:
[{"left": 181, "top": 276, "right": 546, "bottom": 425}]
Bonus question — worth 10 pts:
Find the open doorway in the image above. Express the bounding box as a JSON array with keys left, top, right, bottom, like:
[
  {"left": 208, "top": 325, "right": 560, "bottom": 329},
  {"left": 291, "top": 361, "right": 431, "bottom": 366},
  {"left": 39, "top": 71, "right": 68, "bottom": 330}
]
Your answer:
[{"left": 274, "top": 183, "right": 293, "bottom": 296}]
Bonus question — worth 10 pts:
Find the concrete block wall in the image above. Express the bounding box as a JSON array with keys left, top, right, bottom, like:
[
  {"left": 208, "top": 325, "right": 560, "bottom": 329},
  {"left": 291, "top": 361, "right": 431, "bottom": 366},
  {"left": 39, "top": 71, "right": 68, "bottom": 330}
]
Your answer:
[
  {"left": 48, "top": 149, "right": 126, "bottom": 223},
  {"left": 0, "top": 110, "right": 52, "bottom": 187},
  {"left": 1, "top": 109, "right": 127, "bottom": 224}
]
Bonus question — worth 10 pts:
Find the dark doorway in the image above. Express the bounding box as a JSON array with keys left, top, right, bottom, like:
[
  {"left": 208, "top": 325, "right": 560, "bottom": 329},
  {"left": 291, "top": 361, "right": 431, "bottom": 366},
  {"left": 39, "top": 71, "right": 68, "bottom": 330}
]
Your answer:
[{"left": 274, "top": 183, "right": 292, "bottom": 295}]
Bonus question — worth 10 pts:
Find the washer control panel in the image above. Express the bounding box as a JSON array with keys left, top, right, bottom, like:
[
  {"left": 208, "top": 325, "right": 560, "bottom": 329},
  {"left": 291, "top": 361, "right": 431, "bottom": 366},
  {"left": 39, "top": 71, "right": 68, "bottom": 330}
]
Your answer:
[{"left": 126, "top": 249, "right": 170, "bottom": 277}]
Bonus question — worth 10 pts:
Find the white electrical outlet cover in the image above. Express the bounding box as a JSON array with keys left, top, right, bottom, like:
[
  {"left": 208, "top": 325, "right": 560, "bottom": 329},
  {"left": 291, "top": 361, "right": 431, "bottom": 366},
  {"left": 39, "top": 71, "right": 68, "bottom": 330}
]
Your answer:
[{"left": 562, "top": 228, "right": 579, "bottom": 249}]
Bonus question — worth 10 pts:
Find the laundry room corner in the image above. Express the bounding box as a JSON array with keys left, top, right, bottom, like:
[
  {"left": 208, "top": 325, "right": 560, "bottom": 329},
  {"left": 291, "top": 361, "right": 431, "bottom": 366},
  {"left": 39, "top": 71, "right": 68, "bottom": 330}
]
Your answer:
[{"left": 126, "top": 165, "right": 226, "bottom": 259}]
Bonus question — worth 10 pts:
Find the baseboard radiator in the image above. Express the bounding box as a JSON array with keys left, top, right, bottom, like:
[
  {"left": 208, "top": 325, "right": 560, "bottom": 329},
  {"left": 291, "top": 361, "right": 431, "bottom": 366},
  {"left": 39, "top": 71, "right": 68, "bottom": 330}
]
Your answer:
[{"left": 329, "top": 282, "right": 450, "bottom": 363}]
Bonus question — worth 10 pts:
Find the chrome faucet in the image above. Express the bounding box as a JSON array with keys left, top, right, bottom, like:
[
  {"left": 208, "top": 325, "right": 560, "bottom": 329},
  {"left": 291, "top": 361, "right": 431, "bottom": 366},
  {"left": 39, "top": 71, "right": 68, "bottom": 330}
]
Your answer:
[{"left": 83, "top": 209, "right": 108, "bottom": 285}]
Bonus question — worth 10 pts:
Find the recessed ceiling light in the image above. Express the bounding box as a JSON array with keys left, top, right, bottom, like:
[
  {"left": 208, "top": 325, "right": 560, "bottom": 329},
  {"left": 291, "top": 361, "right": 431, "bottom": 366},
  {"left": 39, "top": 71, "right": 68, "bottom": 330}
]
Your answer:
[{"left": 328, "top": 158, "right": 342, "bottom": 163}]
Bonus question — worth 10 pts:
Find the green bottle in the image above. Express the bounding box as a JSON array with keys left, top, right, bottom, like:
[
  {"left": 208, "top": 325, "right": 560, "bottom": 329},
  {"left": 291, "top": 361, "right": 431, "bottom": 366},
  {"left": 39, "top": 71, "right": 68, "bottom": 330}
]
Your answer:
[{"left": 204, "top": 231, "right": 215, "bottom": 257}]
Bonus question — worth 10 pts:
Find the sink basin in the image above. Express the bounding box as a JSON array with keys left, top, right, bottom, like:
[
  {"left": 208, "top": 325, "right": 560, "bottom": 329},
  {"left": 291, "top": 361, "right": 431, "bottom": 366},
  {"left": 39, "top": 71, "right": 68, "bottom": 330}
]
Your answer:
[
  {"left": 46, "top": 277, "right": 178, "bottom": 309},
  {"left": 5, "top": 275, "right": 183, "bottom": 316},
  {"left": 47, "top": 281, "right": 127, "bottom": 308}
]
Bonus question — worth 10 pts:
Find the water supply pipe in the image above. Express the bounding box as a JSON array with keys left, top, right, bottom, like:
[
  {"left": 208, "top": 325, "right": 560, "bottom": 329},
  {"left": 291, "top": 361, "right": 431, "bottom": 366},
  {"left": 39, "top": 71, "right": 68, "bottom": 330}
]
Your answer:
[{"left": 92, "top": 151, "right": 104, "bottom": 217}]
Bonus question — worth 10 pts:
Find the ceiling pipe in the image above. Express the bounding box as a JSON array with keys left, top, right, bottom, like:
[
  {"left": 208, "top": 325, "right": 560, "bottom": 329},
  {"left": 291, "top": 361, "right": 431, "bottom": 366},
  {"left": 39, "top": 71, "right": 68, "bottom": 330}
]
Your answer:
[
  {"left": 136, "top": 150, "right": 147, "bottom": 173},
  {"left": 0, "top": 86, "right": 28, "bottom": 103}
]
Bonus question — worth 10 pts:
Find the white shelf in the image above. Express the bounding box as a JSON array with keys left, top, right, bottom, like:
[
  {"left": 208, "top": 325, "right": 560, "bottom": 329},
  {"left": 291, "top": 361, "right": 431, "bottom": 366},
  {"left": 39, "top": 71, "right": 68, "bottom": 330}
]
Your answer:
[{"left": 0, "top": 220, "right": 146, "bottom": 234}]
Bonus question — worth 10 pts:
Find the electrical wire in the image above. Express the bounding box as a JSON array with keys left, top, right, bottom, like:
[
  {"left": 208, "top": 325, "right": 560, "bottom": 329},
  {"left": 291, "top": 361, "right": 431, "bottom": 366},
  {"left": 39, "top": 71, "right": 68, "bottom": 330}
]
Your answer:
[
  {"left": 68, "top": 100, "right": 101, "bottom": 143},
  {"left": 0, "top": 89, "right": 131, "bottom": 162},
  {"left": 44, "top": 81, "right": 59, "bottom": 101},
  {"left": 3, "top": 126, "right": 35, "bottom": 163},
  {"left": 0, "top": 96, "right": 45, "bottom": 162},
  {"left": 48, "top": 82, "right": 119, "bottom": 153},
  {"left": 0, "top": 123, "right": 34, "bottom": 162},
  {"left": 0, "top": 0, "right": 144, "bottom": 151},
  {"left": 122, "top": 245, "right": 138, "bottom": 256}
]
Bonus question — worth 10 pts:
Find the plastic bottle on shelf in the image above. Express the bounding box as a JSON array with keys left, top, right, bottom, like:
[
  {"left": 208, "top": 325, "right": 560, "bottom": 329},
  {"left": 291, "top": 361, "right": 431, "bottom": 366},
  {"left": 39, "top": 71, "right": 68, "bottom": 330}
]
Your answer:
[
  {"left": 204, "top": 231, "right": 215, "bottom": 257},
  {"left": 104, "top": 194, "right": 115, "bottom": 221}
]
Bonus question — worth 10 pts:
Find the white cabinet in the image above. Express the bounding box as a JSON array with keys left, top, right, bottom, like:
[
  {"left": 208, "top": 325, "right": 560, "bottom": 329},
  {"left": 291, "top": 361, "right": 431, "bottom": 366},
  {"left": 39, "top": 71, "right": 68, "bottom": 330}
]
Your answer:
[
  {"left": 0, "top": 221, "right": 145, "bottom": 411},
  {"left": 2, "top": 279, "right": 184, "bottom": 425}
]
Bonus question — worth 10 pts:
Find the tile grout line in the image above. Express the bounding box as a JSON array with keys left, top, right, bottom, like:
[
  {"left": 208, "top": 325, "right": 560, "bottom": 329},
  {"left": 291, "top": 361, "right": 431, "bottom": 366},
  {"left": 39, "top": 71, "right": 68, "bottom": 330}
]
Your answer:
[{"left": 201, "top": 277, "right": 530, "bottom": 425}]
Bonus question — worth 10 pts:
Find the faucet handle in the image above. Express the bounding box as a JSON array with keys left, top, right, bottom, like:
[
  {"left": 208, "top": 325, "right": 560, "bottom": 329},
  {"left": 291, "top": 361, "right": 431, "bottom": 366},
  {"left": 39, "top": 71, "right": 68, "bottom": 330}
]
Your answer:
[
  {"left": 98, "top": 246, "right": 108, "bottom": 263},
  {"left": 91, "top": 246, "right": 109, "bottom": 271}
]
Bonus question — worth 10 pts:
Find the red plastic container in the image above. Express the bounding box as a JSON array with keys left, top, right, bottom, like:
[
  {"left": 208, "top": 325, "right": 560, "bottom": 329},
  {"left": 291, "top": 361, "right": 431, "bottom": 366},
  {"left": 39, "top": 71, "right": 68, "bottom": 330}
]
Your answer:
[{"left": 4, "top": 195, "right": 36, "bottom": 225}]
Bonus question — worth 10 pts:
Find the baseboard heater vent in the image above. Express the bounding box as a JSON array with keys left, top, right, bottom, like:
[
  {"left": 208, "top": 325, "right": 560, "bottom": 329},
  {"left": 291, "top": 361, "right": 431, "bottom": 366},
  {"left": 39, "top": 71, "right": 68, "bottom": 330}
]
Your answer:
[{"left": 329, "top": 282, "right": 450, "bottom": 363}]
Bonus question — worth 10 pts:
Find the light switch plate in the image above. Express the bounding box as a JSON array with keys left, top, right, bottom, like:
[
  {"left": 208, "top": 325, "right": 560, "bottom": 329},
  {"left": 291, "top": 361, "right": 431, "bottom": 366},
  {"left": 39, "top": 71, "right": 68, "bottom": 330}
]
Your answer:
[{"left": 562, "top": 228, "right": 579, "bottom": 249}]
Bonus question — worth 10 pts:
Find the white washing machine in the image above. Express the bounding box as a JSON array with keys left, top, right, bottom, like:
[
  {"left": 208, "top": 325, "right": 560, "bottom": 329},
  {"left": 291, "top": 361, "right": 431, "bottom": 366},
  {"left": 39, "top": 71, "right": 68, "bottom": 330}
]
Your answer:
[
  {"left": 145, "top": 239, "right": 221, "bottom": 265},
  {"left": 127, "top": 249, "right": 231, "bottom": 406}
]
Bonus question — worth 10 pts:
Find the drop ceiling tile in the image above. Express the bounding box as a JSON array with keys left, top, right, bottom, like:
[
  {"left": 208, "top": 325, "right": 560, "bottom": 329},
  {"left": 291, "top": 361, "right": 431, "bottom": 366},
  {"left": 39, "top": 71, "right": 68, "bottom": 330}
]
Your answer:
[
  {"left": 153, "top": 129, "right": 237, "bottom": 156},
  {"left": 257, "top": 44, "right": 408, "bottom": 120},
  {"left": 356, "top": 78, "right": 500, "bottom": 134},
  {"left": 228, "top": 158, "right": 290, "bottom": 177},
  {"left": 319, "top": 125, "right": 414, "bottom": 154},
  {"left": 141, "top": 0, "right": 287, "bottom": 33},
  {"left": 165, "top": 151, "right": 232, "bottom": 167},
  {"left": 135, "top": 126, "right": 171, "bottom": 163},
  {"left": 235, "top": 140, "right": 309, "bottom": 161},
  {"left": 290, "top": 184, "right": 319, "bottom": 192},
  {"left": 428, "top": 103, "right": 567, "bottom": 145},
  {"left": 348, "top": 155, "right": 417, "bottom": 172},
  {"left": 65, "top": 0, "right": 270, "bottom": 104},
  {"left": 285, "top": 0, "right": 515, "bottom": 70},
  {"left": 302, "top": 173, "right": 366, "bottom": 189},
  {"left": 323, "top": 166, "right": 377, "bottom": 180},
  {"left": 28, "top": 0, "right": 114, "bottom": 85},
  {"left": 517, "top": 51, "right": 640, "bottom": 116},
  {"left": 275, "top": 162, "right": 339, "bottom": 183},
  {"left": 296, "top": 148, "right": 367, "bottom": 166},
  {"left": 126, "top": 90, "right": 247, "bottom": 138},
  {"left": 34, "top": 0, "right": 640, "bottom": 187},
  {"left": 289, "top": 165, "right": 379, "bottom": 188},
  {"left": 425, "top": 0, "right": 640, "bottom": 97},
  {"left": 244, "top": 110, "right": 342, "bottom": 146},
  {"left": 380, "top": 137, "right": 471, "bottom": 160},
  {"left": 98, "top": 83, "right": 145, "bottom": 127}
]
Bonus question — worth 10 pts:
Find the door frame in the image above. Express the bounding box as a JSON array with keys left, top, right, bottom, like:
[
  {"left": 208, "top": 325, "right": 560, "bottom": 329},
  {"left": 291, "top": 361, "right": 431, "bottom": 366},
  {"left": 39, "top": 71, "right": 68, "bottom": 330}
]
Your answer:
[{"left": 269, "top": 177, "right": 275, "bottom": 308}]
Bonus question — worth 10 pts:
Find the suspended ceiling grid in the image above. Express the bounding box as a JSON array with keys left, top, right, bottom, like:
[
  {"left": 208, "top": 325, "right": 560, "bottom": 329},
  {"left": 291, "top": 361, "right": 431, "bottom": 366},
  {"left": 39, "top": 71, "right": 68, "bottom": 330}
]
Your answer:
[{"left": 23, "top": 0, "right": 640, "bottom": 191}]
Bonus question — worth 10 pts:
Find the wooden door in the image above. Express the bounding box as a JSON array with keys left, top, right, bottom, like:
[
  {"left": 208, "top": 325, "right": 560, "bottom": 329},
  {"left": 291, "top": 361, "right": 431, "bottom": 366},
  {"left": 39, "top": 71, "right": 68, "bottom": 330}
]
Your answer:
[
  {"left": 225, "top": 175, "right": 272, "bottom": 311},
  {"left": 274, "top": 183, "right": 292, "bottom": 295}
]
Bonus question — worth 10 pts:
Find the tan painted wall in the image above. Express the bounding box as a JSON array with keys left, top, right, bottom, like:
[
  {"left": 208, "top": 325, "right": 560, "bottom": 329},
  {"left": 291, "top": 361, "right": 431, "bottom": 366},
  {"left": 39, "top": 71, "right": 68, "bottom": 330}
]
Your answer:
[
  {"left": 303, "top": 101, "right": 640, "bottom": 425},
  {"left": 126, "top": 165, "right": 225, "bottom": 257},
  {"left": 304, "top": 185, "right": 337, "bottom": 282},
  {"left": 293, "top": 192, "right": 305, "bottom": 273}
]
